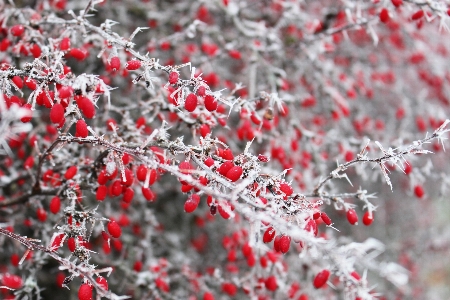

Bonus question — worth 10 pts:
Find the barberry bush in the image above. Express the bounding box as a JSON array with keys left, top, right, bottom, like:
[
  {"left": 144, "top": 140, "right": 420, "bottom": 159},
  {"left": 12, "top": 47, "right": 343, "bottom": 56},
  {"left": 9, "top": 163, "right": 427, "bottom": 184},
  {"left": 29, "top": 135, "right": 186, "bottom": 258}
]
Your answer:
[{"left": 1, "top": 0, "right": 450, "bottom": 299}]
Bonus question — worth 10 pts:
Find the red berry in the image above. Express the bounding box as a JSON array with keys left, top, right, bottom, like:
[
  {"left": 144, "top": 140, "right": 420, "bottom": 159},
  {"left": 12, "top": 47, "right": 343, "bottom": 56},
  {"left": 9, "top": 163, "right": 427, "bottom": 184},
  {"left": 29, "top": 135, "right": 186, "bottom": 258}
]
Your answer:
[
  {"left": 122, "top": 187, "right": 134, "bottom": 203},
  {"left": 199, "top": 124, "right": 211, "bottom": 137},
  {"left": 142, "top": 186, "right": 155, "bottom": 201},
  {"left": 391, "top": 0, "right": 402, "bottom": 7},
  {"left": 49, "top": 196, "right": 61, "bottom": 214},
  {"left": 218, "top": 202, "right": 232, "bottom": 219},
  {"left": 37, "top": 207, "right": 47, "bottom": 222},
  {"left": 12, "top": 76, "right": 23, "bottom": 89},
  {"left": 25, "top": 77, "right": 37, "bottom": 90},
  {"left": 279, "top": 235, "right": 291, "bottom": 253},
  {"left": 221, "top": 282, "right": 237, "bottom": 296},
  {"left": 197, "top": 86, "right": 206, "bottom": 97},
  {"left": 96, "top": 276, "right": 108, "bottom": 290},
  {"left": 184, "top": 93, "right": 198, "bottom": 112},
  {"left": 64, "top": 166, "right": 78, "bottom": 180},
  {"left": 204, "top": 95, "right": 218, "bottom": 111},
  {"left": 203, "top": 292, "right": 215, "bottom": 300},
  {"left": 24, "top": 156, "right": 34, "bottom": 169},
  {"left": 76, "top": 119, "right": 89, "bottom": 138},
  {"left": 321, "top": 212, "right": 332, "bottom": 226},
  {"left": 279, "top": 182, "right": 293, "bottom": 197},
  {"left": 110, "top": 180, "right": 122, "bottom": 197},
  {"left": 69, "top": 48, "right": 86, "bottom": 61},
  {"left": 30, "top": 44, "right": 41, "bottom": 58},
  {"left": 136, "top": 165, "right": 148, "bottom": 181},
  {"left": 77, "top": 97, "right": 95, "bottom": 119},
  {"left": 78, "top": 283, "right": 93, "bottom": 300},
  {"left": 263, "top": 227, "right": 276, "bottom": 243},
  {"left": 184, "top": 194, "right": 200, "bottom": 213},
  {"left": 313, "top": 269, "right": 330, "bottom": 289},
  {"left": 411, "top": 10, "right": 424, "bottom": 20},
  {"left": 225, "top": 166, "right": 243, "bottom": 182},
  {"left": 107, "top": 221, "right": 122, "bottom": 238},
  {"left": 347, "top": 209, "right": 358, "bottom": 225},
  {"left": 362, "top": 211, "right": 374, "bottom": 226},
  {"left": 11, "top": 25, "right": 25, "bottom": 36},
  {"left": 60, "top": 37, "right": 71, "bottom": 51},
  {"left": 379, "top": 8, "right": 390, "bottom": 23},
  {"left": 2, "top": 273, "right": 23, "bottom": 289},
  {"left": 168, "top": 71, "right": 179, "bottom": 84},
  {"left": 265, "top": 275, "right": 278, "bottom": 291},
  {"left": 50, "top": 103, "right": 65, "bottom": 124},
  {"left": 228, "top": 49, "right": 241, "bottom": 60},
  {"left": 126, "top": 59, "right": 141, "bottom": 70},
  {"left": 414, "top": 184, "right": 424, "bottom": 198},
  {"left": 96, "top": 185, "right": 108, "bottom": 201},
  {"left": 110, "top": 56, "right": 121, "bottom": 70},
  {"left": 58, "top": 86, "right": 73, "bottom": 99},
  {"left": 179, "top": 161, "right": 194, "bottom": 174},
  {"left": 67, "top": 237, "right": 76, "bottom": 252}
]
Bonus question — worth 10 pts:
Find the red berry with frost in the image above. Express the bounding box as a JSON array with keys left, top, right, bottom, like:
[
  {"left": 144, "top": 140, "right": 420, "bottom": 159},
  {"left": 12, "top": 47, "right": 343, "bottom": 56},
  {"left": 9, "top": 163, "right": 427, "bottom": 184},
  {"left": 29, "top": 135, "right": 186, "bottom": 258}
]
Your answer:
[
  {"left": 12, "top": 76, "right": 23, "bottom": 89},
  {"left": 109, "top": 56, "right": 121, "bottom": 70},
  {"left": 64, "top": 166, "right": 78, "bottom": 180},
  {"left": 263, "top": 227, "right": 276, "bottom": 243},
  {"left": 225, "top": 166, "right": 243, "bottom": 182},
  {"left": 197, "top": 86, "right": 206, "bottom": 96},
  {"left": 184, "top": 93, "right": 198, "bottom": 112},
  {"left": 2, "top": 273, "right": 23, "bottom": 289},
  {"left": 313, "top": 269, "right": 330, "bottom": 289},
  {"left": 392, "top": 0, "right": 402, "bottom": 7},
  {"left": 279, "top": 235, "right": 291, "bottom": 253},
  {"left": 204, "top": 95, "right": 218, "bottom": 111},
  {"left": 218, "top": 202, "right": 232, "bottom": 219},
  {"left": 265, "top": 275, "right": 278, "bottom": 291},
  {"left": 184, "top": 194, "right": 200, "bottom": 213},
  {"left": 107, "top": 221, "right": 122, "bottom": 238},
  {"left": 78, "top": 97, "right": 95, "bottom": 119},
  {"left": 279, "top": 182, "right": 293, "bottom": 197},
  {"left": 347, "top": 209, "right": 358, "bottom": 225},
  {"left": 11, "top": 25, "right": 25, "bottom": 36},
  {"left": 179, "top": 161, "right": 194, "bottom": 174},
  {"left": 96, "top": 276, "right": 108, "bottom": 290},
  {"left": 126, "top": 59, "right": 141, "bottom": 70},
  {"left": 76, "top": 119, "right": 88, "bottom": 138},
  {"left": 363, "top": 211, "right": 374, "bottom": 226},
  {"left": 49, "top": 196, "right": 61, "bottom": 214},
  {"left": 168, "top": 72, "right": 179, "bottom": 84},
  {"left": 321, "top": 212, "right": 332, "bottom": 226},
  {"left": 78, "top": 283, "right": 93, "bottom": 300},
  {"left": 50, "top": 103, "right": 65, "bottom": 124}
]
